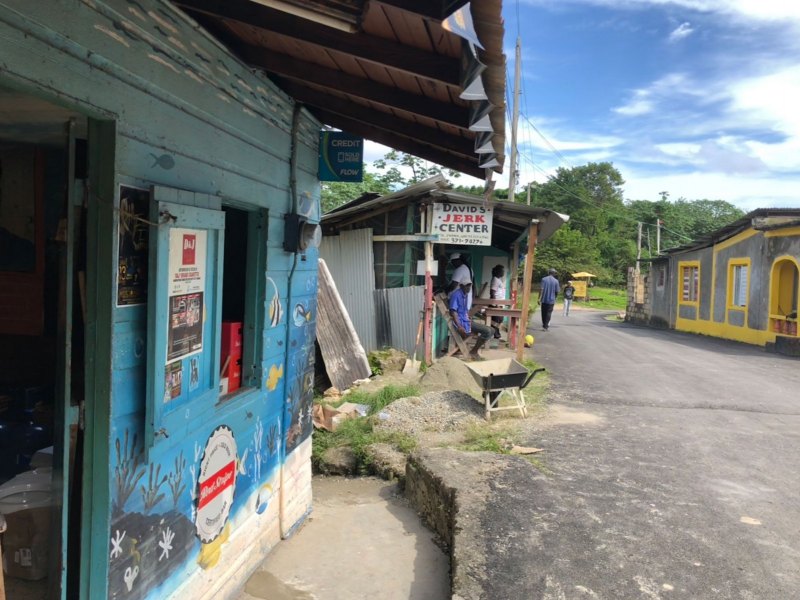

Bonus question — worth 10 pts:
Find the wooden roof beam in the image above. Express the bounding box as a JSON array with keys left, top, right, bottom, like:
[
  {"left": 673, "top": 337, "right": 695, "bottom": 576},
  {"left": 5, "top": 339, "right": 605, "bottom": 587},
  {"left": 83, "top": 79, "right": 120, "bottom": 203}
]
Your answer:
[
  {"left": 370, "top": 0, "right": 470, "bottom": 21},
  {"left": 176, "top": 0, "right": 461, "bottom": 85},
  {"left": 276, "top": 79, "right": 476, "bottom": 159},
  {"left": 312, "top": 109, "right": 483, "bottom": 179},
  {"left": 240, "top": 47, "right": 470, "bottom": 129}
]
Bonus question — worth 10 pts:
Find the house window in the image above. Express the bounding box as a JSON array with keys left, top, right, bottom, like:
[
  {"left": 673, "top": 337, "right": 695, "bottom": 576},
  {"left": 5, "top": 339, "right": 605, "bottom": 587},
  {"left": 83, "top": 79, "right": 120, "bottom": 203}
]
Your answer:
[
  {"left": 656, "top": 266, "right": 665, "bottom": 289},
  {"left": 729, "top": 261, "right": 749, "bottom": 308},
  {"left": 145, "top": 187, "right": 266, "bottom": 450},
  {"left": 220, "top": 206, "right": 264, "bottom": 397},
  {"left": 680, "top": 263, "right": 699, "bottom": 303}
]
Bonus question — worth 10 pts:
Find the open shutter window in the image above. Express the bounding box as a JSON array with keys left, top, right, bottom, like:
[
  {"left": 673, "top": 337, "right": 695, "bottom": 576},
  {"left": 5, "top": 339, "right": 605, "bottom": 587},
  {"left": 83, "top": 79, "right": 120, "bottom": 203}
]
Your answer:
[{"left": 146, "top": 186, "right": 225, "bottom": 451}]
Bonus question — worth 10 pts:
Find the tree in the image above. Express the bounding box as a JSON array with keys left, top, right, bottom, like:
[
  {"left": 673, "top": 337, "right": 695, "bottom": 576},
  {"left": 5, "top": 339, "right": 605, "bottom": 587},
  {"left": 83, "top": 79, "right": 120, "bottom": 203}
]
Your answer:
[
  {"left": 532, "top": 226, "right": 603, "bottom": 282},
  {"left": 372, "top": 150, "right": 461, "bottom": 185},
  {"left": 321, "top": 171, "right": 393, "bottom": 214},
  {"left": 321, "top": 150, "right": 462, "bottom": 214}
]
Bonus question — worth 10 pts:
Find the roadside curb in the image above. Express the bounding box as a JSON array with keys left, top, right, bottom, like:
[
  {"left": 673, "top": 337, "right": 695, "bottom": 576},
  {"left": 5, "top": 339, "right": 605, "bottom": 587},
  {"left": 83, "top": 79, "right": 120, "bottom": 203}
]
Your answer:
[{"left": 406, "top": 448, "right": 542, "bottom": 600}]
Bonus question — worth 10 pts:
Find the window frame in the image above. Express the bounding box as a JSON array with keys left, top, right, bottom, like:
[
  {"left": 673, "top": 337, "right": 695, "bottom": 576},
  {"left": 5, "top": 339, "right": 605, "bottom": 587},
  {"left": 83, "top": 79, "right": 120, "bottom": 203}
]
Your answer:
[
  {"left": 678, "top": 260, "right": 701, "bottom": 307},
  {"left": 144, "top": 187, "right": 266, "bottom": 453},
  {"left": 727, "top": 258, "right": 750, "bottom": 310}
]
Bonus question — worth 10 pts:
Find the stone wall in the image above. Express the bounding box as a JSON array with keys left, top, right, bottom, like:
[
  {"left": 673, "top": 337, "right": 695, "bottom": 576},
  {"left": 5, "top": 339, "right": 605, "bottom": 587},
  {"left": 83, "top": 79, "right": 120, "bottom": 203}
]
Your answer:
[{"left": 625, "top": 267, "right": 652, "bottom": 325}]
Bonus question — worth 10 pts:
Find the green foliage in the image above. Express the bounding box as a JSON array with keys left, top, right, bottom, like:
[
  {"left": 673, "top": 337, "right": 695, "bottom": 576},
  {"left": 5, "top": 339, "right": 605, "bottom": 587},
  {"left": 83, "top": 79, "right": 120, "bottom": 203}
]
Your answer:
[
  {"left": 458, "top": 423, "right": 517, "bottom": 453},
  {"left": 321, "top": 171, "right": 392, "bottom": 214},
  {"left": 338, "top": 384, "right": 419, "bottom": 414},
  {"left": 533, "top": 226, "right": 604, "bottom": 282},
  {"left": 584, "top": 286, "right": 628, "bottom": 311},
  {"left": 322, "top": 153, "right": 744, "bottom": 285},
  {"left": 312, "top": 384, "right": 420, "bottom": 473},
  {"left": 321, "top": 150, "right": 463, "bottom": 214}
]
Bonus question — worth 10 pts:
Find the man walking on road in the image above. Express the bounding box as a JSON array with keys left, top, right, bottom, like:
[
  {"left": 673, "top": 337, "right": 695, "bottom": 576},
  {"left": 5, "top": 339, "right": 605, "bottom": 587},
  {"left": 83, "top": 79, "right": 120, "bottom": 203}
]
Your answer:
[
  {"left": 538, "top": 268, "right": 560, "bottom": 330},
  {"left": 563, "top": 280, "right": 575, "bottom": 316}
]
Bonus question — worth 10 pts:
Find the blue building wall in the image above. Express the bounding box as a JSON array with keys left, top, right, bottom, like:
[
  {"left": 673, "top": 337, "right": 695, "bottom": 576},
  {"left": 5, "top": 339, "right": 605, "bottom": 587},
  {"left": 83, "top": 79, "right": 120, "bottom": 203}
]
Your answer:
[{"left": 0, "top": 1, "right": 319, "bottom": 598}]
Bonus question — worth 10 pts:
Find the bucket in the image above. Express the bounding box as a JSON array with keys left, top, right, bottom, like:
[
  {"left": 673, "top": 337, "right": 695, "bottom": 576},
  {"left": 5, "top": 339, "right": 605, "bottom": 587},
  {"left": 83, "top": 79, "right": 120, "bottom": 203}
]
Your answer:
[{"left": 0, "top": 468, "right": 53, "bottom": 580}]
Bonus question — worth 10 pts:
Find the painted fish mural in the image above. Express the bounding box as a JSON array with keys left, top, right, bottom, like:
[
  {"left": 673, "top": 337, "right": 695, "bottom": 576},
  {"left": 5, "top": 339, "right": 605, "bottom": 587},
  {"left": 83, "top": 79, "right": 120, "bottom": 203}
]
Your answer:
[
  {"left": 292, "top": 302, "right": 312, "bottom": 327},
  {"left": 267, "top": 277, "right": 283, "bottom": 327}
]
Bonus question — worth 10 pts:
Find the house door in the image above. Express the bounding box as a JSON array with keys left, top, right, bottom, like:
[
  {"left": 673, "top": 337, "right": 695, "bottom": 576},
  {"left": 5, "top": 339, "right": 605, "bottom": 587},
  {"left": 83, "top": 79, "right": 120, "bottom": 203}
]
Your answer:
[
  {"left": 769, "top": 258, "right": 800, "bottom": 336},
  {"left": 0, "top": 87, "right": 87, "bottom": 599}
]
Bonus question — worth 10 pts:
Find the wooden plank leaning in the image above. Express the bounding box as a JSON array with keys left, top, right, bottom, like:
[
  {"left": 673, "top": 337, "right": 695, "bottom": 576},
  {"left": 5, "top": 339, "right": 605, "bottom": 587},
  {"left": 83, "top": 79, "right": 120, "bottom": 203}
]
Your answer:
[
  {"left": 316, "top": 259, "right": 372, "bottom": 390},
  {"left": 433, "top": 293, "right": 471, "bottom": 358}
]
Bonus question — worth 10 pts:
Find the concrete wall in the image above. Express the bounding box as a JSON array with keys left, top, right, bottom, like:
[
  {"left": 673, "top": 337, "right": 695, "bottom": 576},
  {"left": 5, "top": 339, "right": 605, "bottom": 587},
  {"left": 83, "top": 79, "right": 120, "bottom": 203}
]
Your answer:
[
  {"left": 668, "top": 227, "right": 800, "bottom": 347},
  {"left": 0, "top": 2, "right": 319, "bottom": 599}
]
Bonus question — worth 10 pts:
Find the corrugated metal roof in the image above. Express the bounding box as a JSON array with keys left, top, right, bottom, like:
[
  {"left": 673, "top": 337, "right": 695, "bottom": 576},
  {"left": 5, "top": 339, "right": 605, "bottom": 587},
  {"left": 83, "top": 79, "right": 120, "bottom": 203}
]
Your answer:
[{"left": 322, "top": 175, "right": 571, "bottom": 250}]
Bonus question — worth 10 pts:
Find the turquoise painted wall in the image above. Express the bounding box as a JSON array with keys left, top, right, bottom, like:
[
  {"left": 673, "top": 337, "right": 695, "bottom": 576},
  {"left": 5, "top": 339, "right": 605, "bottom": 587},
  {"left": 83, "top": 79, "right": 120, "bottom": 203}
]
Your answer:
[{"left": 0, "top": 2, "right": 320, "bottom": 599}]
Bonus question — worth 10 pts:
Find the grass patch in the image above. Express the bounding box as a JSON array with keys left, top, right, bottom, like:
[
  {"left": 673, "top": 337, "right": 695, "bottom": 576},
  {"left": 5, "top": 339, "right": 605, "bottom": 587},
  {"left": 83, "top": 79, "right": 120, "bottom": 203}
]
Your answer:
[
  {"left": 527, "top": 285, "right": 628, "bottom": 312},
  {"left": 312, "top": 384, "right": 419, "bottom": 473},
  {"left": 579, "top": 286, "right": 627, "bottom": 311},
  {"left": 457, "top": 423, "right": 519, "bottom": 453},
  {"left": 332, "top": 384, "right": 419, "bottom": 413}
]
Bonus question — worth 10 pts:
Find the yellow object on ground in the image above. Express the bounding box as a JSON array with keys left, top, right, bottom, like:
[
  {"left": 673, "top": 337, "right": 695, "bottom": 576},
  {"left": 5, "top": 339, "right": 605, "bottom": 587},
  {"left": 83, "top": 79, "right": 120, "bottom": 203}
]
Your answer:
[{"left": 525, "top": 334, "right": 534, "bottom": 346}]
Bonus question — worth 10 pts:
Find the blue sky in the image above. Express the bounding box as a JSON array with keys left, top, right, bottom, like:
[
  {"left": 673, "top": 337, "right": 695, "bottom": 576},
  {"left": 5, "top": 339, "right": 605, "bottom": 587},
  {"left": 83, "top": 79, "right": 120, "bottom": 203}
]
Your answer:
[
  {"left": 503, "top": 0, "right": 800, "bottom": 210},
  {"left": 364, "top": 1, "right": 800, "bottom": 211}
]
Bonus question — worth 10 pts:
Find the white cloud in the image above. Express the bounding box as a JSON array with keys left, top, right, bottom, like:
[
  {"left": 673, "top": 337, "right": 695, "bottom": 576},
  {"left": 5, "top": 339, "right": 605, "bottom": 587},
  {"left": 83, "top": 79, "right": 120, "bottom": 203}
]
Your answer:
[
  {"left": 613, "top": 91, "right": 654, "bottom": 116},
  {"left": 668, "top": 21, "right": 694, "bottom": 42},
  {"left": 521, "top": 0, "right": 800, "bottom": 24},
  {"left": 621, "top": 169, "right": 800, "bottom": 209}
]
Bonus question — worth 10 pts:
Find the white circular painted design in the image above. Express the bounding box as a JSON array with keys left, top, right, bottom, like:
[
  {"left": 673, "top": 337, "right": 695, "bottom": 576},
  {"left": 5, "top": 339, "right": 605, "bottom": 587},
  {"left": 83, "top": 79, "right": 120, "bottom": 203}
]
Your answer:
[{"left": 195, "top": 425, "right": 237, "bottom": 543}]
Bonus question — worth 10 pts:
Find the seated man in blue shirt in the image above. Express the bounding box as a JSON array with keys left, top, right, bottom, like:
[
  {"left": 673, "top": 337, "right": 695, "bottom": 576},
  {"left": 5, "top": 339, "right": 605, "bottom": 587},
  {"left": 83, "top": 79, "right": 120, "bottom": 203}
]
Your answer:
[{"left": 449, "top": 281, "right": 492, "bottom": 359}]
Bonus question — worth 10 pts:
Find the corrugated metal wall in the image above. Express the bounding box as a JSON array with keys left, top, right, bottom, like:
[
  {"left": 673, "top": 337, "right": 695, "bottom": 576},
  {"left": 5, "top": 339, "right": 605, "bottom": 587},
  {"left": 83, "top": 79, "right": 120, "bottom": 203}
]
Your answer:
[
  {"left": 320, "top": 229, "right": 378, "bottom": 351},
  {"left": 373, "top": 286, "right": 424, "bottom": 355}
]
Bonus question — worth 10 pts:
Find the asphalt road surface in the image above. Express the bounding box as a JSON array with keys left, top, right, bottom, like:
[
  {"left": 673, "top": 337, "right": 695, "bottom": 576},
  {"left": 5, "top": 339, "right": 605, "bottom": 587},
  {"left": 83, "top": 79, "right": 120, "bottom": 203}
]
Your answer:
[{"left": 520, "top": 309, "right": 800, "bottom": 600}]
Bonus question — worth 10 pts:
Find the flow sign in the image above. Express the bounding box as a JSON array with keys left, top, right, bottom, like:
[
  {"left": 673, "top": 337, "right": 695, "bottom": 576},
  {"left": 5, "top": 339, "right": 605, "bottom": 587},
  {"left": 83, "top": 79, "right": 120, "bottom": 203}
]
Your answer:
[{"left": 318, "top": 131, "right": 363, "bottom": 182}]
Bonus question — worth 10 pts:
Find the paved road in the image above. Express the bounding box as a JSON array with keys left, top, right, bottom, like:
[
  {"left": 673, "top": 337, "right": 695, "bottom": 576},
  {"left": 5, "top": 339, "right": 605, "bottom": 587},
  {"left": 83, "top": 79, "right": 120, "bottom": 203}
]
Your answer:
[{"left": 518, "top": 309, "right": 800, "bottom": 599}]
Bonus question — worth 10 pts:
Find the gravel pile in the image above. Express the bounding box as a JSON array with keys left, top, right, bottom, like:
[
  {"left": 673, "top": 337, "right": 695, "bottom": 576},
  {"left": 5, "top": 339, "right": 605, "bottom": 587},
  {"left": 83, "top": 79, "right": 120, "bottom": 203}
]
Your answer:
[
  {"left": 418, "top": 357, "right": 483, "bottom": 397},
  {"left": 375, "top": 390, "right": 484, "bottom": 437}
]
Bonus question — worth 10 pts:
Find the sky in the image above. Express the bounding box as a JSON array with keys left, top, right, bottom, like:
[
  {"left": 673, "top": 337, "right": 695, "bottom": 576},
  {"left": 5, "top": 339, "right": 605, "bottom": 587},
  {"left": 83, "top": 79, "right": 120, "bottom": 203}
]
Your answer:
[{"left": 366, "top": 0, "right": 800, "bottom": 211}]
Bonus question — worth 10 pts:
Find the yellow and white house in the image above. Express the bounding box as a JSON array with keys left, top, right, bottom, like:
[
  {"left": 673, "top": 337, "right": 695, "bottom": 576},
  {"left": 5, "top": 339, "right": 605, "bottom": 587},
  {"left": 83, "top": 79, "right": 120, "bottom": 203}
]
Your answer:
[{"left": 628, "top": 209, "right": 800, "bottom": 355}]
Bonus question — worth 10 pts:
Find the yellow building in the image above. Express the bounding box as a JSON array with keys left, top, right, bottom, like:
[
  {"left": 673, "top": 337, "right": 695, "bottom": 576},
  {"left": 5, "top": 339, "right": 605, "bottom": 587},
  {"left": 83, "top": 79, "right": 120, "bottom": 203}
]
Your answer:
[{"left": 627, "top": 209, "right": 800, "bottom": 355}]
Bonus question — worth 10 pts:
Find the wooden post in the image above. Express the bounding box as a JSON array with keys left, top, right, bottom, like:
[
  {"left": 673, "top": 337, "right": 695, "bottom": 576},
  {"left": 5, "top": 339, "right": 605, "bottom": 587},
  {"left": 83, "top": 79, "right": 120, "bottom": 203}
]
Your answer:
[
  {"left": 636, "top": 221, "right": 642, "bottom": 275},
  {"left": 507, "top": 37, "right": 521, "bottom": 202},
  {"left": 509, "top": 241, "right": 520, "bottom": 349},
  {"left": 423, "top": 204, "right": 434, "bottom": 364},
  {"left": 516, "top": 221, "right": 539, "bottom": 361}
]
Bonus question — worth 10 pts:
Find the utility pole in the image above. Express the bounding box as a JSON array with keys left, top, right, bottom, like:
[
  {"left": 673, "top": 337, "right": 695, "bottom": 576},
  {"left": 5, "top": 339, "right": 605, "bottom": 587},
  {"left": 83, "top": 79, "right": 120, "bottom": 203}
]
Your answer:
[
  {"left": 656, "top": 219, "right": 662, "bottom": 255},
  {"left": 507, "top": 36, "right": 521, "bottom": 202},
  {"left": 526, "top": 182, "right": 531, "bottom": 206},
  {"left": 636, "top": 221, "right": 642, "bottom": 274}
]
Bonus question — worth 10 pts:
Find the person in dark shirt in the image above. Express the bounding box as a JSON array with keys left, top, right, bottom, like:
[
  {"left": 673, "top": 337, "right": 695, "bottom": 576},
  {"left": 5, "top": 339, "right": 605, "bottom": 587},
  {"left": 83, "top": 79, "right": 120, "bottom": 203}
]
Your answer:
[
  {"left": 563, "top": 280, "right": 575, "bottom": 316},
  {"left": 537, "top": 268, "right": 560, "bottom": 330}
]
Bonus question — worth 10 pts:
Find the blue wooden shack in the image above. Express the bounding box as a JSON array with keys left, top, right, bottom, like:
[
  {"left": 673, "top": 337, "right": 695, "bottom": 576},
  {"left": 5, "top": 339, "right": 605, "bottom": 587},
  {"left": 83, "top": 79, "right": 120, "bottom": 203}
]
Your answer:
[{"left": 0, "top": 1, "right": 507, "bottom": 599}]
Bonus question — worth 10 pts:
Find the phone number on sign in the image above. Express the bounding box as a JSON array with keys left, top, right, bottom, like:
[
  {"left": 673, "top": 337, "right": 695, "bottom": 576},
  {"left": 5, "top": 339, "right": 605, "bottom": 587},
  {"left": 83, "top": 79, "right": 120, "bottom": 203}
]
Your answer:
[{"left": 440, "top": 236, "right": 490, "bottom": 245}]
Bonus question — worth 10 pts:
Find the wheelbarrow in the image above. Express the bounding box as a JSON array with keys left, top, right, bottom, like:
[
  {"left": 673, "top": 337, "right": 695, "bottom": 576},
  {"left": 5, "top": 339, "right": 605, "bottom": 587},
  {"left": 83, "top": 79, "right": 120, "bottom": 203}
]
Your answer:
[{"left": 465, "top": 358, "right": 546, "bottom": 420}]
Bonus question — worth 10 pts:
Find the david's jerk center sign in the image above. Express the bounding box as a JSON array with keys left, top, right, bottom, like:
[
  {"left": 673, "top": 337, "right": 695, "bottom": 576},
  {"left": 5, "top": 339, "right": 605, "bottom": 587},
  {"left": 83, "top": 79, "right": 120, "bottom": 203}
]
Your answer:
[{"left": 432, "top": 202, "right": 493, "bottom": 246}]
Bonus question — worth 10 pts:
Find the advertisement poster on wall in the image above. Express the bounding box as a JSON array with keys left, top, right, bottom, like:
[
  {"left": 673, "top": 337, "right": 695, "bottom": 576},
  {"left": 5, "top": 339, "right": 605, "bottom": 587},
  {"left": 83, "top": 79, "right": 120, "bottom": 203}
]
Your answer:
[
  {"left": 117, "top": 185, "right": 150, "bottom": 306},
  {"left": 167, "top": 228, "right": 207, "bottom": 362},
  {"left": 432, "top": 202, "right": 493, "bottom": 246}
]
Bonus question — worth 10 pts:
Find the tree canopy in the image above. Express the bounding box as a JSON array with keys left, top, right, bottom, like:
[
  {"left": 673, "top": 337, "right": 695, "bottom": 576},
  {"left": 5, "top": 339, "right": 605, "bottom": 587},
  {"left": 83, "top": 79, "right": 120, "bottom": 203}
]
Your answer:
[{"left": 321, "top": 156, "right": 744, "bottom": 285}]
